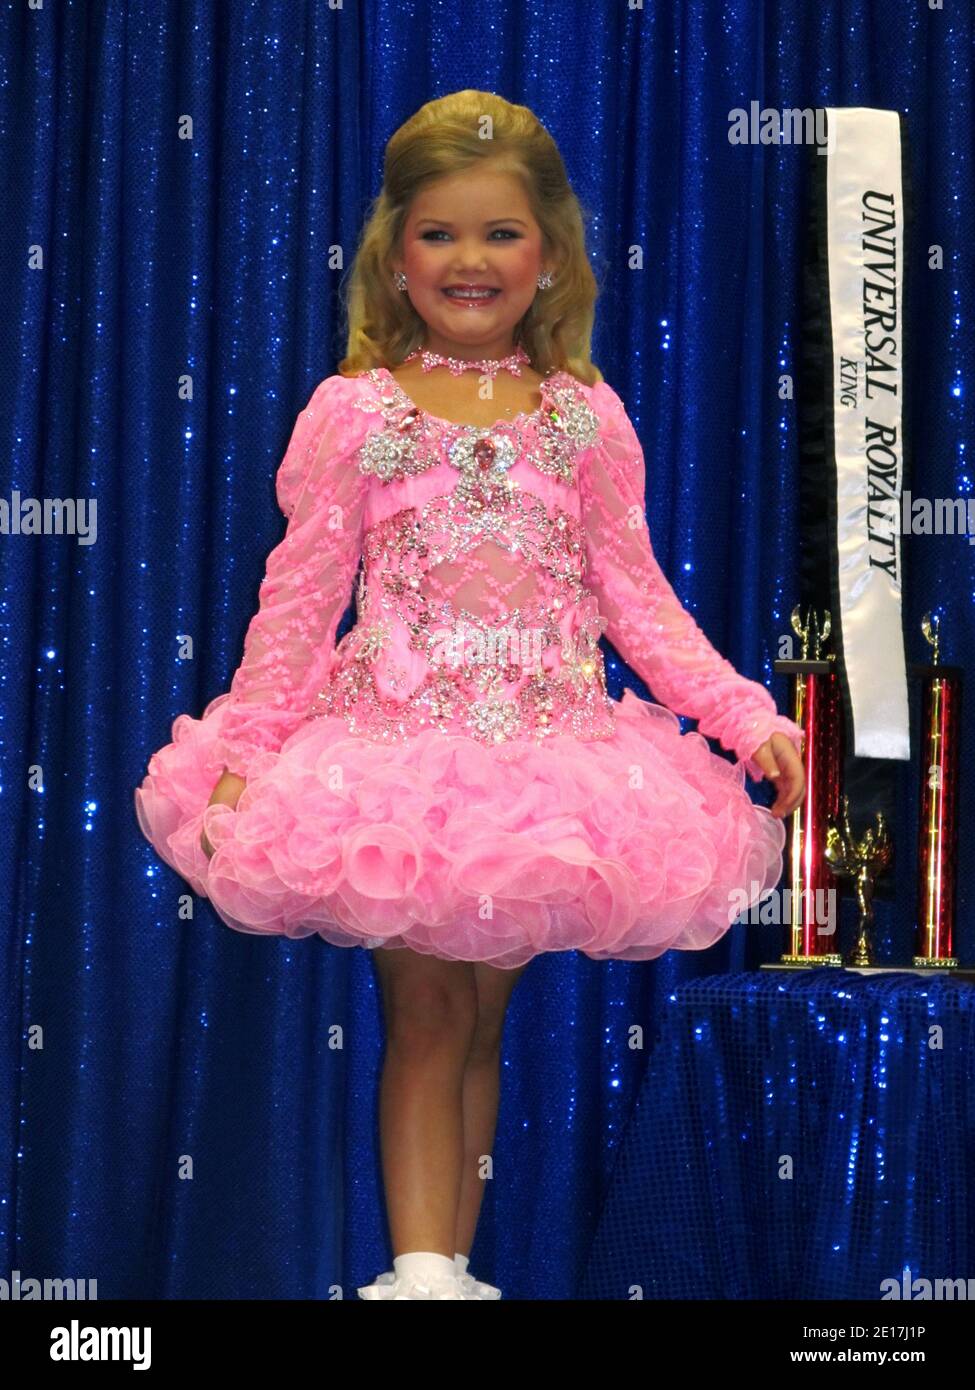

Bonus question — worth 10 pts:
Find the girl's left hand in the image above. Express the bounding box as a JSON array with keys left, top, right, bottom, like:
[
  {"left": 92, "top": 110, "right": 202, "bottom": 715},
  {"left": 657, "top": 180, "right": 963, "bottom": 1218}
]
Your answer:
[{"left": 749, "top": 732, "right": 805, "bottom": 818}]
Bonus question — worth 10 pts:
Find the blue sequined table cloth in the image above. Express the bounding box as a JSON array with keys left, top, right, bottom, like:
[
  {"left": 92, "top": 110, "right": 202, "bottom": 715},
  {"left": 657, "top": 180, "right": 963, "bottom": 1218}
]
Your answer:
[{"left": 581, "top": 969, "right": 975, "bottom": 1299}]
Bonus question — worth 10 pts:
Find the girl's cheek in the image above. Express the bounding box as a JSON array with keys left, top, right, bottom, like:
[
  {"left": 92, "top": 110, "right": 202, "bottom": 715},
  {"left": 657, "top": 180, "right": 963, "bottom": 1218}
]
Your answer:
[{"left": 509, "top": 245, "right": 542, "bottom": 281}]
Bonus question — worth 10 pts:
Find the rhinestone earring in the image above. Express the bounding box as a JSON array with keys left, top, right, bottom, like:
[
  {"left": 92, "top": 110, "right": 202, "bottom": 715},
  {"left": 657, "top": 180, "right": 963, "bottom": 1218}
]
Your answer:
[
  {"left": 394, "top": 271, "right": 408, "bottom": 291},
  {"left": 536, "top": 271, "right": 554, "bottom": 289}
]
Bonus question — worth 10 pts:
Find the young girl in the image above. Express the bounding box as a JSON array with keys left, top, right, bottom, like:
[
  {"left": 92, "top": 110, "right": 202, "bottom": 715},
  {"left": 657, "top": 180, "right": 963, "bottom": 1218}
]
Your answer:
[{"left": 135, "top": 90, "right": 805, "bottom": 1301}]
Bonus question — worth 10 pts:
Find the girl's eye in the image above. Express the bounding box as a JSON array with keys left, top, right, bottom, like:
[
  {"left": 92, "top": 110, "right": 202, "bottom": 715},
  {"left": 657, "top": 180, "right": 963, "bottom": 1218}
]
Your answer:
[{"left": 419, "top": 229, "right": 521, "bottom": 242}]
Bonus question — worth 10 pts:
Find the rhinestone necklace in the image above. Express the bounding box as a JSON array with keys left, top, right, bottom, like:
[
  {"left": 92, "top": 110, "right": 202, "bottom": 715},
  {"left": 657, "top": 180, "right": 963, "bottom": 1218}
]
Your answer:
[{"left": 403, "top": 344, "right": 532, "bottom": 377}]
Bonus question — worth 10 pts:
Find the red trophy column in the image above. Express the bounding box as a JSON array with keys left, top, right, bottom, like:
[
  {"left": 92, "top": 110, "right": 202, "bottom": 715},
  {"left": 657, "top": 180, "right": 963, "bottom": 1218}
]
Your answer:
[
  {"left": 775, "top": 608, "right": 844, "bottom": 965},
  {"left": 913, "top": 613, "right": 962, "bottom": 968}
]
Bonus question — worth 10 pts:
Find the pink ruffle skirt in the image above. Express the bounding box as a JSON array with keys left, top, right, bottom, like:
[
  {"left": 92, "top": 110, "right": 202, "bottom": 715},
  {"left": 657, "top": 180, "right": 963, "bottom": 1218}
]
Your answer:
[{"left": 134, "top": 690, "right": 786, "bottom": 969}]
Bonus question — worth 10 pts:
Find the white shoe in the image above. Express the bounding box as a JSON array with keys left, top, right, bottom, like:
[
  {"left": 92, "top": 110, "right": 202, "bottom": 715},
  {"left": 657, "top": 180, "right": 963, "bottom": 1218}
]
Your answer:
[
  {"left": 365, "top": 1268, "right": 501, "bottom": 1300},
  {"left": 357, "top": 1268, "right": 481, "bottom": 1300}
]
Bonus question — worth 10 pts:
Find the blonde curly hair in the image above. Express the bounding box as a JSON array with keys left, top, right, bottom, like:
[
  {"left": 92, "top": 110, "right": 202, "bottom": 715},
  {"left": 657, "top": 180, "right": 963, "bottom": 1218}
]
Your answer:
[{"left": 336, "top": 89, "right": 604, "bottom": 385}]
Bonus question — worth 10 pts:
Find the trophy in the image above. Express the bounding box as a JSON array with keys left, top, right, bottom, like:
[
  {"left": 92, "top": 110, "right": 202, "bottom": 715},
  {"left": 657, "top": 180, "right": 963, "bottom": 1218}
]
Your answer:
[
  {"left": 824, "top": 795, "right": 893, "bottom": 967},
  {"left": 774, "top": 606, "right": 845, "bottom": 965},
  {"left": 913, "top": 613, "right": 962, "bottom": 968}
]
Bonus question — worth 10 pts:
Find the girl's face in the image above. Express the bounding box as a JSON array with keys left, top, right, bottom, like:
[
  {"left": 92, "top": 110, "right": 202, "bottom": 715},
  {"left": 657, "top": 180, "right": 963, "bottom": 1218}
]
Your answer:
[{"left": 392, "top": 167, "right": 552, "bottom": 362}]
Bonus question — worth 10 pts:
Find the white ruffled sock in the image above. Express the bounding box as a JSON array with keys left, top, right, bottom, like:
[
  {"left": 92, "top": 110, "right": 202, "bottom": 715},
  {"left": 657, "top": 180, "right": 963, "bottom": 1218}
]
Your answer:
[
  {"left": 393, "top": 1251, "right": 456, "bottom": 1284},
  {"left": 454, "top": 1252, "right": 470, "bottom": 1275}
]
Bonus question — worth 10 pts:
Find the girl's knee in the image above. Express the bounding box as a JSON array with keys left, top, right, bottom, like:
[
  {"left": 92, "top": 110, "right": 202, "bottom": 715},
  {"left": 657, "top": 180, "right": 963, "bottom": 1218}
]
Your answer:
[
  {"left": 381, "top": 962, "right": 478, "bottom": 1053},
  {"left": 466, "top": 1004, "right": 508, "bottom": 1064}
]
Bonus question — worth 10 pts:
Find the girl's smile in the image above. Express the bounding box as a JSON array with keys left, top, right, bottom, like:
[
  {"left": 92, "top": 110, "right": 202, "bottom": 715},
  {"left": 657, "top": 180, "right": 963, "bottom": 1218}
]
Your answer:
[{"left": 441, "top": 284, "right": 503, "bottom": 307}]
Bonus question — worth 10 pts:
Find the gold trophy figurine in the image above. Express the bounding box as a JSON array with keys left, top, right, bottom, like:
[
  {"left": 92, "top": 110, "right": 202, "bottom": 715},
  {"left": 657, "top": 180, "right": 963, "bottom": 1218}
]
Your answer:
[
  {"left": 791, "top": 604, "right": 831, "bottom": 662},
  {"left": 824, "top": 795, "right": 893, "bottom": 967},
  {"left": 921, "top": 611, "right": 940, "bottom": 665}
]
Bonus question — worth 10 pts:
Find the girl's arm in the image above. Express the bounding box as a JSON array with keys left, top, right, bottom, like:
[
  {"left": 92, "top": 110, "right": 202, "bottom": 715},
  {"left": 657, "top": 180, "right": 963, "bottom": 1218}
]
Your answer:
[
  {"left": 579, "top": 381, "right": 804, "bottom": 782},
  {"left": 212, "top": 375, "right": 369, "bottom": 780}
]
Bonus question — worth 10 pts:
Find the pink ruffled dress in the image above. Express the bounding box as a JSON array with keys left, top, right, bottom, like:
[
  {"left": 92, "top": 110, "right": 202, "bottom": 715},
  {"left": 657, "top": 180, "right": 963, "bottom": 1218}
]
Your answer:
[{"left": 134, "top": 368, "right": 804, "bottom": 968}]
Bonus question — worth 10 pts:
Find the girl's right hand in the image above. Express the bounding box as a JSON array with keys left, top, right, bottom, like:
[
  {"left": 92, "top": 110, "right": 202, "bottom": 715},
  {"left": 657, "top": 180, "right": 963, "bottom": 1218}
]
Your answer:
[{"left": 201, "top": 770, "right": 247, "bottom": 857}]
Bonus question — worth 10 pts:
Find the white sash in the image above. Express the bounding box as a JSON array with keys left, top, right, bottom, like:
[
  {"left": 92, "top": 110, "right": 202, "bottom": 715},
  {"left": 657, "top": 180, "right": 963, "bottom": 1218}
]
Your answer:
[{"left": 823, "top": 106, "right": 911, "bottom": 759}]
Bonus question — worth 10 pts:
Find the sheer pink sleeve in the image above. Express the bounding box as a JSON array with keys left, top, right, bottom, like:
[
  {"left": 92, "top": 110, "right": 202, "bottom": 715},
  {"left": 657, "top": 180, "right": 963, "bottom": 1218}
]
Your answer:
[
  {"left": 579, "top": 381, "right": 805, "bottom": 781},
  {"left": 212, "top": 375, "right": 369, "bottom": 779}
]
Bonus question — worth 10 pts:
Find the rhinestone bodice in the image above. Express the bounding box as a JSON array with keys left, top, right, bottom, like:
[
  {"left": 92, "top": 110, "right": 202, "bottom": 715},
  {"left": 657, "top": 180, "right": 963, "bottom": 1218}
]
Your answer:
[{"left": 310, "top": 368, "right": 616, "bottom": 745}]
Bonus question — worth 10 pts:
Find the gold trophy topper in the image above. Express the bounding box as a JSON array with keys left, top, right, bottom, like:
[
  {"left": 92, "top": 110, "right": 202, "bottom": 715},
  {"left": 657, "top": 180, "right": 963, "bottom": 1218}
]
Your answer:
[
  {"left": 920, "top": 611, "right": 941, "bottom": 666},
  {"left": 790, "top": 606, "right": 833, "bottom": 662}
]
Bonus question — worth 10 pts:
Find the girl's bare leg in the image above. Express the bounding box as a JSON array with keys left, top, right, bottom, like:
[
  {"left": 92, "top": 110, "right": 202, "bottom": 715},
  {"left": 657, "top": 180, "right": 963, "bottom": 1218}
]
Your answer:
[
  {"left": 455, "top": 960, "right": 530, "bottom": 1258},
  {"left": 370, "top": 945, "right": 478, "bottom": 1258}
]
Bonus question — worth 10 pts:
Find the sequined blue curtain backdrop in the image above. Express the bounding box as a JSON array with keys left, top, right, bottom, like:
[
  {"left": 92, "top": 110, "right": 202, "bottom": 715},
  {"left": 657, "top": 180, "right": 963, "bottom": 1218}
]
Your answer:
[{"left": 1, "top": 1, "right": 970, "bottom": 1300}]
